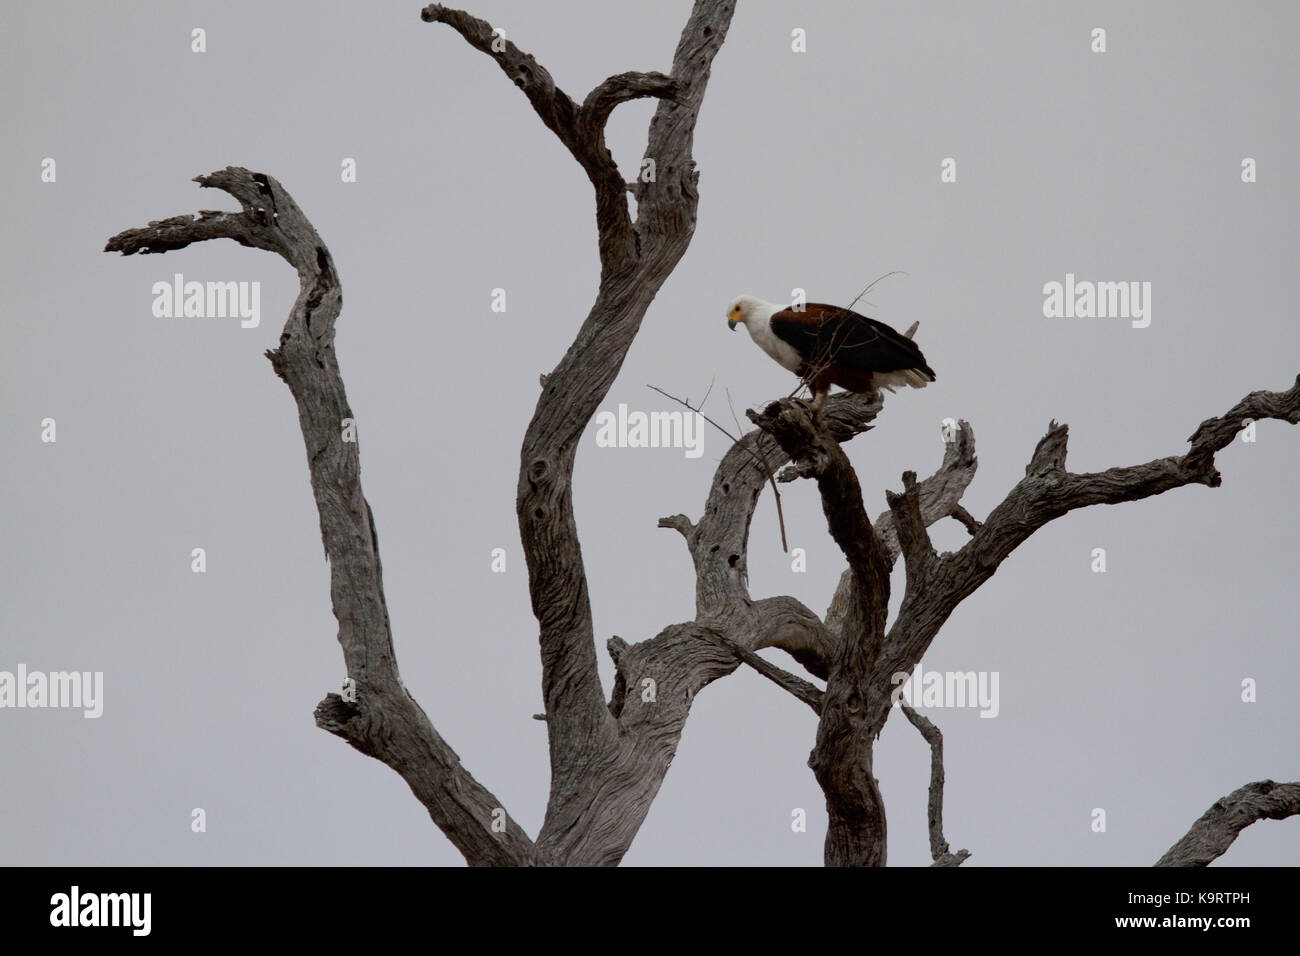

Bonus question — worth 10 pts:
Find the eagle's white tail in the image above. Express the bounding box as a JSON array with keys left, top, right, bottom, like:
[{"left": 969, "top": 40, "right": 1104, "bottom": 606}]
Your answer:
[{"left": 875, "top": 368, "right": 932, "bottom": 391}]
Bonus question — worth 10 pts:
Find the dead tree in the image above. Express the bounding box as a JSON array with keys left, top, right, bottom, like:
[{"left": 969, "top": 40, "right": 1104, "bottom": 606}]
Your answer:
[{"left": 104, "top": 1, "right": 1299, "bottom": 866}]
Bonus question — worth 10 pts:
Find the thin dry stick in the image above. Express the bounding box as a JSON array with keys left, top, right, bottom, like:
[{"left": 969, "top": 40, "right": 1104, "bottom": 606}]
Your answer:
[
  {"left": 726, "top": 387, "right": 790, "bottom": 553},
  {"left": 900, "top": 702, "right": 971, "bottom": 867},
  {"left": 699, "top": 376, "right": 716, "bottom": 409},
  {"left": 648, "top": 384, "right": 789, "bottom": 552},
  {"left": 845, "top": 269, "right": 909, "bottom": 313},
  {"left": 724, "top": 388, "right": 745, "bottom": 436}
]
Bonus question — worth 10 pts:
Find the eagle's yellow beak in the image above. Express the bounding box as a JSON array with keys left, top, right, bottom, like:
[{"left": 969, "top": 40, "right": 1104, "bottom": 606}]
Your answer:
[{"left": 727, "top": 319, "right": 738, "bottom": 331}]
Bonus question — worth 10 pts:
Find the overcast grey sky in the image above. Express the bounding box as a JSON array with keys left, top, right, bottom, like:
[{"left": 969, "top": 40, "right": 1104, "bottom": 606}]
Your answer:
[{"left": 3, "top": 0, "right": 1297, "bottom": 866}]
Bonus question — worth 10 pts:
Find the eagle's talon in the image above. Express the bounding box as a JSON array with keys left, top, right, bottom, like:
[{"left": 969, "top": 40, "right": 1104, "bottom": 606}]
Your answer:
[{"left": 808, "top": 390, "right": 827, "bottom": 427}]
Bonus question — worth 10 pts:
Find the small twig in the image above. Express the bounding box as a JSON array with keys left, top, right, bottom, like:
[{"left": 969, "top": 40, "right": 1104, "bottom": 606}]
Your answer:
[
  {"left": 724, "top": 388, "right": 744, "bottom": 437},
  {"left": 900, "top": 703, "right": 971, "bottom": 867},
  {"left": 844, "top": 270, "right": 909, "bottom": 314},
  {"left": 699, "top": 376, "right": 716, "bottom": 410},
  {"left": 648, "top": 383, "right": 737, "bottom": 441},
  {"left": 649, "top": 383, "right": 789, "bottom": 552},
  {"left": 950, "top": 504, "right": 981, "bottom": 535},
  {"left": 708, "top": 632, "right": 823, "bottom": 714},
  {"left": 657, "top": 514, "right": 695, "bottom": 540},
  {"left": 730, "top": 388, "right": 789, "bottom": 552}
]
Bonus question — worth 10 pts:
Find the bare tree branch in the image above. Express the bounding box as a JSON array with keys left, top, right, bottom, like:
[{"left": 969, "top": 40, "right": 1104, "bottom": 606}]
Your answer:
[
  {"left": 581, "top": 71, "right": 682, "bottom": 129},
  {"left": 1156, "top": 780, "right": 1300, "bottom": 866},
  {"left": 694, "top": 392, "right": 879, "bottom": 609},
  {"left": 422, "top": 4, "right": 690, "bottom": 273},
  {"left": 867, "top": 377, "right": 1300, "bottom": 740},
  {"left": 418, "top": 5, "right": 576, "bottom": 139},
  {"left": 740, "top": 376, "right": 1297, "bottom": 866},
  {"left": 657, "top": 514, "right": 696, "bottom": 540},
  {"left": 823, "top": 420, "right": 978, "bottom": 663},
  {"left": 1184, "top": 383, "right": 1300, "bottom": 478},
  {"left": 555, "top": 391, "right": 883, "bottom": 866},
  {"left": 900, "top": 703, "right": 970, "bottom": 867},
  {"left": 748, "top": 398, "right": 893, "bottom": 866},
  {"left": 418, "top": 1, "right": 738, "bottom": 866},
  {"left": 870, "top": 421, "right": 978, "bottom": 566},
  {"left": 949, "top": 504, "right": 981, "bottom": 535},
  {"left": 822, "top": 382, "right": 1296, "bottom": 721},
  {"left": 643, "top": 390, "right": 966, "bottom": 727},
  {"left": 650, "top": 383, "right": 789, "bottom": 552},
  {"left": 106, "top": 167, "right": 534, "bottom": 866},
  {"left": 709, "top": 632, "right": 824, "bottom": 714},
  {"left": 885, "top": 471, "right": 939, "bottom": 589},
  {"left": 748, "top": 400, "right": 888, "bottom": 595}
]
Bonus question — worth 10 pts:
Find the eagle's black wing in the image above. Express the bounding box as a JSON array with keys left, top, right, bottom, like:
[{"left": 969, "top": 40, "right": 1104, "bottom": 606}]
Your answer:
[{"left": 770, "top": 303, "right": 935, "bottom": 379}]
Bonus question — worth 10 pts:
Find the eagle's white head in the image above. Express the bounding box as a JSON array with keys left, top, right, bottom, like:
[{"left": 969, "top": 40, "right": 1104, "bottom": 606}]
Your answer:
[
  {"left": 726, "top": 294, "right": 780, "bottom": 331},
  {"left": 726, "top": 294, "right": 804, "bottom": 374}
]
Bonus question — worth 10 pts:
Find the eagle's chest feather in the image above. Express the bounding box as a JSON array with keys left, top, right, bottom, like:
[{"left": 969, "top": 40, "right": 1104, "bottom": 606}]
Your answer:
[{"left": 749, "top": 318, "right": 803, "bottom": 373}]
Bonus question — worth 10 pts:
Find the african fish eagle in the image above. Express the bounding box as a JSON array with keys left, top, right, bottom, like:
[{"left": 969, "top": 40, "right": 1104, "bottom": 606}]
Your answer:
[{"left": 726, "top": 295, "right": 935, "bottom": 412}]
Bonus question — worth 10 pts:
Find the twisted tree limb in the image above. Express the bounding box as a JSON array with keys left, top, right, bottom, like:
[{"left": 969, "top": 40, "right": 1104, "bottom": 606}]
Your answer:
[
  {"left": 422, "top": 4, "right": 689, "bottom": 275},
  {"left": 106, "top": 167, "right": 534, "bottom": 866},
  {"left": 822, "top": 421, "right": 978, "bottom": 665},
  {"left": 867, "top": 376, "right": 1300, "bottom": 738},
  {"left": 744, "top": 378, "right": 1297, "bottom": 865},
  {"left": 424, "top": 1, "right": 735, "bottom": 865},
  {"left": 710, "top": 632, "right": 824, "bottom": 715},
  {"left": 900, "top": 703, "right": 971, "bottom": 867},
  {"left": 747, "top": 398, "right": 893, "bottom": 866},
  {"left": 1157, "top": 780, "right": 1300, "bottom": 866},
  {"left": 112, "top": 3, "right": 742, "bottom": 869},
  {"left": 590, "top": 373, "right": 1298, "bottom": 867},
  {"left": 584, "top": 392, "right": 978, "bottom": 868}
]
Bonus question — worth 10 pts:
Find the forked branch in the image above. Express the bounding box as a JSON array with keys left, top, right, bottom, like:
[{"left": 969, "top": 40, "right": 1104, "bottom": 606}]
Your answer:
[
  {"left": 423, "top": 1, "right": 737, "bottom": 865},
  {"left": 106, "top": 167, "right": 533, "bottom": 865}
]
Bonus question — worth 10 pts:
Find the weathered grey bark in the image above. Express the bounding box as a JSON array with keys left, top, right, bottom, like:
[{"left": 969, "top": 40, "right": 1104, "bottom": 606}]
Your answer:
[
  {"left": 102, "top": 1, "right": 1299, "bottom": 867},
  {"left": 742, "top": 378, "right": 1298, "bottom": 865},
  {"left": 108, "top": 1, "right": 740, "bottom": 867},
  {"left": 1157, "top": 781, "right": 1300, "bottom": 866},
  {"left": 900, "top": 703, "right": 970, "bottom": 867},
  {"left": 422, "top": 0, "right": 738, "bottom": 865},
  {"left": 106, "top": 167, "right": 534, "bottom": 865},
  {"left": 747, "top": 399, "right": 893, "bottom": 866}
]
